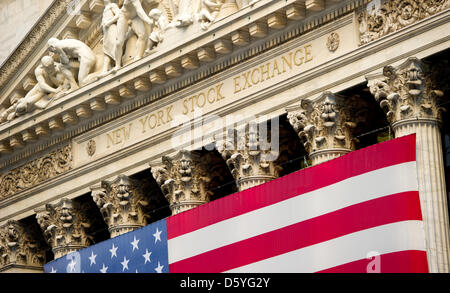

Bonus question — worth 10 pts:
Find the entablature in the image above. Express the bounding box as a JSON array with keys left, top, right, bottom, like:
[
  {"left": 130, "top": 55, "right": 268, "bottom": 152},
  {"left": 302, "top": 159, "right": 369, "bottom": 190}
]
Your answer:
[
  {"left": 0, "top": 0, "right": 448, "bottom": 221},
  {"left": 0, "top": 0, "right": 364, "bottom": 168}
]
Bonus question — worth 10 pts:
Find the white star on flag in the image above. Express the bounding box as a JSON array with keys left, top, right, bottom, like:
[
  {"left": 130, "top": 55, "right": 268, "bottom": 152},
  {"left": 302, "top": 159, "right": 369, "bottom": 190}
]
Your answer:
[
  {"left": 68, "top": 259, "right": 76, "bottom": 272},
  {"left": 88, "top": 251, "right": 97, "bottom": 266},
  {"left": 143, "top": 249, "right": 152, "bottom": 264},
  {"left": 131, "top": 236, "right": 140, "bottom": 251},
  {"left": 109, "top": 243, "right": 118, "bottom": 258},
  {"left": 121, "top": 256, "right": 130, "bottom": 272},
  {"left": 153, "top": 227, "right": 162, "bottom": 243},
  {"left": 43, "top": 217, "right": 170, "bottom": 273},
  {"left": 155, "top": 261, "right": 164, "bottom": 273},
  {"left": 50, "top": 267, "right": 57, "bottom": 273}
]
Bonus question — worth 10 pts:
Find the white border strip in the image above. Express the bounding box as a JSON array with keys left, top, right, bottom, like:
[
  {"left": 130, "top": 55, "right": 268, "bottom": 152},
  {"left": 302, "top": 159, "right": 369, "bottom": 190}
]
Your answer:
[{"left": 225, "top": 221, "right": 427, "bottom": 273}]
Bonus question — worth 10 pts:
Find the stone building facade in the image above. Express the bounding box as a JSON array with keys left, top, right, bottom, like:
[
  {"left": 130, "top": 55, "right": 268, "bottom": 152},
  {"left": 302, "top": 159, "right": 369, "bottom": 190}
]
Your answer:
[{"left": 0, "top": 0, "right": 449, "bottom": 273}]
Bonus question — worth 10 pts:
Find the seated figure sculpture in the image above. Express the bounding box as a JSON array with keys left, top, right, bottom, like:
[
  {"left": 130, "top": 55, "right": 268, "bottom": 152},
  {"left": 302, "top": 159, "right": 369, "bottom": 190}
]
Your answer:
[
  {"left": 0, "top": 56, "right": 78, "bottom": 123},
  {"left": 146, "top": 8, "right": 174, "bottom": 53},
  {"left": 47, "top": 38, "right": 98, "bottom": 87},
  {"left": 198, "top": 0, "right": 224, "bottom": 30}
]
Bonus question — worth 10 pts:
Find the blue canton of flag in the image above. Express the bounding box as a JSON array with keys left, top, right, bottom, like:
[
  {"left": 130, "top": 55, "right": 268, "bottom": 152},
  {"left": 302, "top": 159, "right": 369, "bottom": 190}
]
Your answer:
[{"left": 44, "top": 219, "right": 169, "bottom": 273}]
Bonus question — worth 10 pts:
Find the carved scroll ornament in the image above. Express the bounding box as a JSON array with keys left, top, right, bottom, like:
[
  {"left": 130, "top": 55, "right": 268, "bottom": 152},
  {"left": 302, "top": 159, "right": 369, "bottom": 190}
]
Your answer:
[
  {"left": 358, "top": 0, "right": 450, "bottom": 45},
  {"left": 0, "top": 145, "right": 72, "bottom": 200}
]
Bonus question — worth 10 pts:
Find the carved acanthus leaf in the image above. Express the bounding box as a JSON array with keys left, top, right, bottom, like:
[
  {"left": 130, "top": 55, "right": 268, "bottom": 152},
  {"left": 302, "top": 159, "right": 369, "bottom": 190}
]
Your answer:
[
  {"left": 0, "top": 220, "right": 47, "bottom": 269},
  {"left": 35, "top": 198, "right": 95, "bottom": 259},
  {"left": 368, "top": 57, "right": 446, "bottom": 124},
  {"left": 151, "top": 150, "right": 218, "bottom": 214},
  {"left": 358, "top": 0, "right": 450, "bottom": 45},
  {"left": 287, "top": 92, "right": 366, "bottom": 155},
  {"left": 216, "top": 122, "right": 283, "bottom": 190},
  {"left": 92, "top": 175, "right": 156, "bottom": 237}
]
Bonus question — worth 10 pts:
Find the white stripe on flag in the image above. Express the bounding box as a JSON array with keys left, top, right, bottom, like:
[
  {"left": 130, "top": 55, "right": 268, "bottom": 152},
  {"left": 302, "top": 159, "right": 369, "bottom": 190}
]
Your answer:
[
  {"left": 225, "top": 221, "right": 426, "bottom": 273},
  {"left": 168, "top": 161, "right": 418, "bottom": 264}
]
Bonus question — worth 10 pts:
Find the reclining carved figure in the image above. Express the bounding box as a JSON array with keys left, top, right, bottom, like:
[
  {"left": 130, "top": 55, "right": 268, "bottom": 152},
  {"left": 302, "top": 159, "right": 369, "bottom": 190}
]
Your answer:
[{"left": 0, "top": 56, "right": 78, "bottom": 123}]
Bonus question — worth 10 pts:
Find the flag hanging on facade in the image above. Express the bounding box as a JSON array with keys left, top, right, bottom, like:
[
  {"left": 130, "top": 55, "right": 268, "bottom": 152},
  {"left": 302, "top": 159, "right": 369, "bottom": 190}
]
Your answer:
[{"left": 44, "top": 134, "right": 428, "bottom": 273}]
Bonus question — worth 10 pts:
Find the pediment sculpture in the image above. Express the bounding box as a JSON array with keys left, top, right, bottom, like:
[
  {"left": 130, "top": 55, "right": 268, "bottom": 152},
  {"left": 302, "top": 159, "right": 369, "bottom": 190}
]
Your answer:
[
  {"left": 0, "top": 0, "right": 260, "bottom": 125},
  {"left": 0, "top": 56, "right": 79, "bottom": 123}
]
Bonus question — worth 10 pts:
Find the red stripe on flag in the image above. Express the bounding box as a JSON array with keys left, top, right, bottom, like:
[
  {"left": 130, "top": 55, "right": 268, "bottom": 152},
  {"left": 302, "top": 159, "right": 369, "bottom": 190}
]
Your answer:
[
  {"left": 169, "top": 191, "right": 422, "bottom": 273},
  {"left": 317, "top": 250, "right": 429, "bottom": 273},
  {"left": 167, "top": 134, "right": 417, "bottom": 240}
]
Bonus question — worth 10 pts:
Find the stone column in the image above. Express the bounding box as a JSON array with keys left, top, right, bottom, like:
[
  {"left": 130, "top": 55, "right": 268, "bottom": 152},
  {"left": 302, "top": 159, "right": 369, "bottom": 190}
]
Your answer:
[
  {"left": 35, "top": 198, "right": 95, "bottom": 259},
  {"left": 90, "top": 175, "right": 151, "bottom": 238},
  {"left": 216, "top": 122, "right": 283, "bottom": 191},
  {"left": 367, "top": 57, "right": 450, "bottom": 273},
  {"left": 0, "top": 220, "right": 47, "bottom": 273},
  {"left": 286, "top": 91, "right": 366, "bottom": 166},
  {"left": 150, "top": 150, "right": 216, "bottom": 215}
]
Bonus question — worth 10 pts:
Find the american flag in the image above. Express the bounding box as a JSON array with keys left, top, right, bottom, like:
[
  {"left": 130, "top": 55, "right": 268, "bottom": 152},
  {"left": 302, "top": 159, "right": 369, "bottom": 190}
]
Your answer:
[
  {"left": 44, "top": 220, "right": 169, "bottom": 273},
  {"left": 45, "top": 134, "right": 428, "bottom": 273}
]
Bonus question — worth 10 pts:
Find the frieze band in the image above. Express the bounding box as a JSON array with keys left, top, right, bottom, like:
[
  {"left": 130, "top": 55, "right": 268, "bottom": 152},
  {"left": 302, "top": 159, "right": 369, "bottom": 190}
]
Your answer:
[
  {"left": 0, "top": 145, "right": 72, "bottom": 200},
  {"left": 357, "top": 0, "right": 450, "bottom": 45}
]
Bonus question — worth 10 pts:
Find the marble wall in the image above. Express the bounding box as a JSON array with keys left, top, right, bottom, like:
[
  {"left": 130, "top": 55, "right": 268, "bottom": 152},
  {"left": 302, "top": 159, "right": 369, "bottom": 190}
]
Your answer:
[{"left": 0, "top": 0, "right": 54, "bottom": 65}]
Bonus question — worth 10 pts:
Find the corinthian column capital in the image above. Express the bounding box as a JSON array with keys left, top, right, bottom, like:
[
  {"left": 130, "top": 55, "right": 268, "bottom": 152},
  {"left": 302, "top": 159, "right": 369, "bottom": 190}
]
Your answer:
[
  {"left": 35, "top": 198, "right": 95, "bottom": 259},
  {"left": 150, "top": 150, "right": 217, "bottom": 215},
  {"left": 0, "top": 220, "right": 47, "bottom": 272},
  {"left": 91, "top": 175, "right": 152, "bottom": 238},
  {"left": 287, "top": 91, "right": 366, "bottom": 165},
  {"left": 367, "top": 57, "right": 446, "bottom": 127},
  {"left": 216, "top": 122, "right": 283, "bottom": 191}
]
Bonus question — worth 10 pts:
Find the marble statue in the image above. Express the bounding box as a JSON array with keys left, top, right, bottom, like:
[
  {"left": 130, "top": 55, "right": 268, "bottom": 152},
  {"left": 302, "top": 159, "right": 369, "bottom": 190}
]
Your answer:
[
  {"left": 99, "top": 0, "right": 121, "bottom": 78},
  {"left": 146, "top": 8, "right": 174, "bottom": 52},
  {"left": 169, "top": 0, "right": 202, "bottom": 27},
  {"left": 176, "top": 0, "right": 195, "bottom": 26},
  {"left": 0, "top": 56, "right": 78, "bottom": 123},
  {"left": 114, "top": 0, "right": 154, "bottom": 70},
  {"left": 198, "top": 0, "right": 224, "bottom": 30},
  {"left": 47, "top": 38, "right": 97, "bottom": 87}
]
